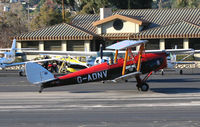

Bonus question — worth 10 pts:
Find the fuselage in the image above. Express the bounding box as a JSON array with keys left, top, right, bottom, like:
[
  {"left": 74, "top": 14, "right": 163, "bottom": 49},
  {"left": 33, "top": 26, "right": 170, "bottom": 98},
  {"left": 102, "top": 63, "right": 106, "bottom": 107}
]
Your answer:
[
  {"left": 41, "top": 53, "right": 167, "bottom": 89},
  {"left": 0, "top": 52, "right": 15, "bottom": 68}
]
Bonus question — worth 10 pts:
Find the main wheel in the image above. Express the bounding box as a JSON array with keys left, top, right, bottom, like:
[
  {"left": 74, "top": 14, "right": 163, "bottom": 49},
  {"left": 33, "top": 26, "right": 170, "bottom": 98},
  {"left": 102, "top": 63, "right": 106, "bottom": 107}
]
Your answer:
[
  {"left": 180, "top": 70, "right": 183, "bottom": 75},
  {"left": 141, "top": 83, "right": 149, "bottom": 91},
  {"left": 161, "top": 70, "right": 164, "bottom": 75},
  {"left": 137, "top": 82, "right": 149, "bottom": 91},
  {"left": 19, "top": 71, "right": 23, "bottom": 76}
]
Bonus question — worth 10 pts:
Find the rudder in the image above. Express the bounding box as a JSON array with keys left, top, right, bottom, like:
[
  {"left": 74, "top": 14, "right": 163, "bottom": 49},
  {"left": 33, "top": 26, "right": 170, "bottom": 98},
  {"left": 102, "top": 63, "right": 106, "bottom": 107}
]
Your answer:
[{"left": 25, "top": 62, "right": 55, "bottom": 85}]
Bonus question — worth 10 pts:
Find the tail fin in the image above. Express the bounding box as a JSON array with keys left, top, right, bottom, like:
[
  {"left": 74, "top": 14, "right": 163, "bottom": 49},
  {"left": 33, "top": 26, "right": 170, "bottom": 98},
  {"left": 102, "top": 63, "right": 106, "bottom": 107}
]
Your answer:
[
  {"left": 170, "top": 53, "right": 176, "bottom": 62},
  {"left": 25, "top": 62, "right": 56, "bottom": 85},
  {"left": 11, "top": 39, "right": 16, "bottom": 50},
  {"left": 9, "top": 39, "right": 17, "bottom": 56}
]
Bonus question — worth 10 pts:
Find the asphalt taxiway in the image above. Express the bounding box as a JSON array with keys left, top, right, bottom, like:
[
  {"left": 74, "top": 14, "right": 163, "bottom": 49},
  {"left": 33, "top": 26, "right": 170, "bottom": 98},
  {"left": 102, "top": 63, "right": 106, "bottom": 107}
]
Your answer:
[{"left": 0, "top": 69, "right": 200, "bottom": 127}]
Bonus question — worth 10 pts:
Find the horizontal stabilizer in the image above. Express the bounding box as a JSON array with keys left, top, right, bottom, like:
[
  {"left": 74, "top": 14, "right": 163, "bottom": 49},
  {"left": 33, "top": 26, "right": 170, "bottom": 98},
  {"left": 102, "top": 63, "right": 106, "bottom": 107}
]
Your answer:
[
  {"left": 106, "top": 40, "right": 148, "bottom": 50},
  {"left": 25, "top": 63, "right": 55, "bottom": 85},
  {"left": 113, "top": 72, "right": 141, "bottom": 82}
]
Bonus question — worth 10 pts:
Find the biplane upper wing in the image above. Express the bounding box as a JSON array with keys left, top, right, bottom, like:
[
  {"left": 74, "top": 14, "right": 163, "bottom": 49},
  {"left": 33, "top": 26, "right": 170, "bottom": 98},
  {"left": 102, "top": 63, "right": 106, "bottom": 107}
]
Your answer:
[
  {"left": 112, "top": 72, "right": 141, "bottom": 82},
  {"left": 106, "top": 40, "right": 148, "bottom": 50}
]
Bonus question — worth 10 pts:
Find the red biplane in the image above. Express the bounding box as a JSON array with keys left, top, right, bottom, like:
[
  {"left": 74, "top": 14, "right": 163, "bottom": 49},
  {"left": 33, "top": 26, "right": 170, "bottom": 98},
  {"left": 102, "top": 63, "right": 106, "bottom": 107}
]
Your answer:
[{"left": 25, "top": 40, "right": 167, "bottom": 92}]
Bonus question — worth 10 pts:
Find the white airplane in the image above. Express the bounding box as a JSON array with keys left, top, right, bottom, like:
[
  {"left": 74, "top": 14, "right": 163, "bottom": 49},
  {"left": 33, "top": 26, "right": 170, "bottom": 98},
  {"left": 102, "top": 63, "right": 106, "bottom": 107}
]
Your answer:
[
  {"left": 0, "top": 39, "right": 58, "bottom": 76},
  {"left": 161, "top": 50, "right": 195, "bottom": 75},
  {"left": 0, "top": 39, "right": 21, "bottom": 68}
]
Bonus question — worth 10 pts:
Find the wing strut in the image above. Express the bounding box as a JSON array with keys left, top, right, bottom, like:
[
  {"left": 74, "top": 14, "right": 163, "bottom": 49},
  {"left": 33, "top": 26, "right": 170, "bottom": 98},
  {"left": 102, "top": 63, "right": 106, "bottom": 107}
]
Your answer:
[
  {"left": 114, "top": 50, "right": 118, "bottom": 64},
  {"left": 136, "top": 43, "right": 145, "bottom": 72},
  {"left": 122, "top": 48, "right": 129, "bottom": 76}
]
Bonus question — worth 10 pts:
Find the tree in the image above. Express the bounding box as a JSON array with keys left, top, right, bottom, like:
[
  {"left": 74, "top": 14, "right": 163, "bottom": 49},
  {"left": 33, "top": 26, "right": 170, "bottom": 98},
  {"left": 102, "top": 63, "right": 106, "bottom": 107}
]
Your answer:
[
  {"left": 79, "top": 0, "right": 110, "bottom": 14},
  {"left": 79, "top": 0, "right": 153, "bottom": 14},
  {"left": 55, "top": 0, "right": 75, "bottom": 10},
  {"left": 29, "top": 0, "right": 40, "bottom": 6},
  {"left": 0, "top": 3, "right": 28, "bottom": 48},
  {"left": 30, "top": 3, "right": 63, "bottom": 30},
  {"left": 172, "top": 0, "right": 200, "bottom": 8}
]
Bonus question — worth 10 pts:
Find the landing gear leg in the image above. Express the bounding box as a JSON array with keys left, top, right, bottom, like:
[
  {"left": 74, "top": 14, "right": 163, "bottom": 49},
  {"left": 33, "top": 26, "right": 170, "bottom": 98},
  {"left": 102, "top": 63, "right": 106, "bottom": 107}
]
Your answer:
[
  {"left": 135, "top": 72, "right": 152, "bottom": 92},
  {"left": 161, "top": 69, "right": 164, "bottom": 75},
  {"left": 39, "top": 87, "right": 44, "bottom": 93},
  {"left": 180, "top": 70, "right": 183, "bottom": 75}
]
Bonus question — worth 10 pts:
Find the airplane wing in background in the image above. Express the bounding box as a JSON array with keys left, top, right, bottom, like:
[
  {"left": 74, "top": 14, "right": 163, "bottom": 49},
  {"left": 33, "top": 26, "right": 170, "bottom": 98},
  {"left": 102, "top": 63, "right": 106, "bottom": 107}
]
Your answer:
[
  {"left": 23, "top": 50, "right": 98, "bottom": 56},
  {"left": 117, "top": 49, "right": 195, "bottom": 54},
  {"left": 173, "top": 61, "right": 195, "bottom": 64},
  {"left": 0, "top": 48, "right": 12, "bottom": 51},
  {"left": 1, "top": 58, "right": 58, "bottom": 68}
]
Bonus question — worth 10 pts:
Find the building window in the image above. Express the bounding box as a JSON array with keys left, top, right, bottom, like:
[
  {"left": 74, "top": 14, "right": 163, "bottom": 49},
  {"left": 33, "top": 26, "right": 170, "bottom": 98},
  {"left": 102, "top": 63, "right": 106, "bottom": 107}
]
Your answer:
[
  {"left": 22, "top": 41, "right": 39, "bottom": 49},
  {"left": 165, "top": 39, "right": 183, "bottom": 49},
  {"left": 113, "top": 19, "right": 123, "bottom": 30},
  {"left": 145, "top": 39, "right": 159, "bottom": 50},
  {"left": 67, "top": 41, "right": 84, "bottom": 51},
  {"left": 44, "top": 41, "right": 61, "bottom": 51},
  {"left": 189, "top": 38, "right": 200, "bottom": 50}
]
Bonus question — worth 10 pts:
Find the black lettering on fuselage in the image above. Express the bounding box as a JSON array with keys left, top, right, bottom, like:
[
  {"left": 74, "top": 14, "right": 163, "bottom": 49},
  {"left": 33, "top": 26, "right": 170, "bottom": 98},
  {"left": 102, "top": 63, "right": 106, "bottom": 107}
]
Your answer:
[
  {"left": 76, "top": 70, "right": 108, "bottom": 83},
  {"left": 77, "top": 76, "right": 82, "bottom": 83},
  {"left": 92, "top": 73, "right": 97, "bottom": 80}
]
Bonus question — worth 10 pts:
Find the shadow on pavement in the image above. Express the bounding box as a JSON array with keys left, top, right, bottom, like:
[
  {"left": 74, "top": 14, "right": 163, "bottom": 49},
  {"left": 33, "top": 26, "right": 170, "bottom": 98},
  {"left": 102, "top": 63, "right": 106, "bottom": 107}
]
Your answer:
[
  {"left": 151, "top": 88, "right": 200, "bottom": 94},
  {"left": 149, "top": 78, "right": 200, "bottom": 83}
]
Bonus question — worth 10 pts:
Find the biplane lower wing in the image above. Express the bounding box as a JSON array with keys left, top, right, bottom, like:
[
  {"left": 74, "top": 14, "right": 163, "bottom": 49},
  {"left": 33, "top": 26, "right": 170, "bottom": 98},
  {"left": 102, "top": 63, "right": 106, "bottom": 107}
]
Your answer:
[{"left": 112, "top": 72, "right": 141, "bottom": 82}]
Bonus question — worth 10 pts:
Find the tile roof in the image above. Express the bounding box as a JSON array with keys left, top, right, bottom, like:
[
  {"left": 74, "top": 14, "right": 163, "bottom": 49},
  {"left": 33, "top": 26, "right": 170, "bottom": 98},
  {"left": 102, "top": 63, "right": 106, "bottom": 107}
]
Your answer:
[
  {"left": 15, "top": 23, "right": 93, "bottom": 41},
  {"left": 131, "top": 21, "right": 200, "bottom": 39},
  {"left": 70, "top": 8, "right": 200, "bottom": 39},
  {"left": 114, "top": 8, "right": 200, "bottom": 29},
  {"left": 71, "top": 14, "right": 99, "bottom": 35}
]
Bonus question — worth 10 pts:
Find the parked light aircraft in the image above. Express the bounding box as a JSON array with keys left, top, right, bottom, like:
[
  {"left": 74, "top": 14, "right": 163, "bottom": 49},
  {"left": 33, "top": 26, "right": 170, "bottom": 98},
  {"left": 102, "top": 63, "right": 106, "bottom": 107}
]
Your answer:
[
  {"left": 0, "top": 39, "right": 17, "bottom": 68},
  {"left": 25, "top": 40, "right": 168, "bottom": 92},
  {"left": 0, "top": 39, "right": 58, "bottom": 76},
  {"left": 161, "top": 49, "right": 195, "bottom": 75}
]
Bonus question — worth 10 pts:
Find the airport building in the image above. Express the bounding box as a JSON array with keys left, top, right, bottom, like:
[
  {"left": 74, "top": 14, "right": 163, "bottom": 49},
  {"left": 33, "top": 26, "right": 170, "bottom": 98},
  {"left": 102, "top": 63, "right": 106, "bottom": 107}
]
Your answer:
[{"left": 15, "top": 8, "right": 200, "bottom": 53}]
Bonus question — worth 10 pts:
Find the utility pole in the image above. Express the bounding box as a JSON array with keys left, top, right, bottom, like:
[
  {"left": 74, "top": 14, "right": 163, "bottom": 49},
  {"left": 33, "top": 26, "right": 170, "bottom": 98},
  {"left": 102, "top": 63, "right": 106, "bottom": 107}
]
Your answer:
[
  {"left": 128, "top": 0, "right": 130, "bottom": 9},
  {"left": 28, "top": 0, "right": 30, "bottom": 22},
  {"left": 158, "top": 0, "right": 162, "bottom": 9},
  {"left": 62, "top": 0, "right": 65, "bottom": 22}
]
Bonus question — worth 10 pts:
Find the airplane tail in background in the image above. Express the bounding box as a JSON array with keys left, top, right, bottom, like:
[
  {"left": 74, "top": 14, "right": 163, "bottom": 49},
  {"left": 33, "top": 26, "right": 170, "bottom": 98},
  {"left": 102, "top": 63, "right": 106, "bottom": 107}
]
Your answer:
[
  {"left": 25, "top": 62, "right": 56, "bottom": 85},
  {"left": 10, "top": 39, "right": 17, "bottom": 55},
  {"left": 170, "top": 53, "right": 176, "bottom": 62},
  {"left": 11, "top": 39, "right": 16, "bottom": 50}
]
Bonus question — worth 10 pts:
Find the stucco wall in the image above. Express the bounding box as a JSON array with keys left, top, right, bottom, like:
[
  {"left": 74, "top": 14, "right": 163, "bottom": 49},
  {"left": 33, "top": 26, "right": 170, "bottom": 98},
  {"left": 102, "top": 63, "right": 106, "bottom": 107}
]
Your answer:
[{"left": 97, "top": 20, "right": 140, "bottom": 34}]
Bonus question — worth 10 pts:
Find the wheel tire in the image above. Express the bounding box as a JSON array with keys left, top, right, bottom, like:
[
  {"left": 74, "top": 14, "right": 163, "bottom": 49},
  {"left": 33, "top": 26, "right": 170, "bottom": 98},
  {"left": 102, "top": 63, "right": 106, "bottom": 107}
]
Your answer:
[
  {"left": 141, "top": 83, "right": 149, "bottom": 91},
  {"left": 137, "top": 83, "right": 149, "bottom": 92},
  {"left": 19, "top": 71, "right": 23, "bottom": 76},
  {"left": 180, "top": 70, "right": 183, "bottom": 75},
  {"left": 161, "top": 71, "right": 164, "bottom": 75}
]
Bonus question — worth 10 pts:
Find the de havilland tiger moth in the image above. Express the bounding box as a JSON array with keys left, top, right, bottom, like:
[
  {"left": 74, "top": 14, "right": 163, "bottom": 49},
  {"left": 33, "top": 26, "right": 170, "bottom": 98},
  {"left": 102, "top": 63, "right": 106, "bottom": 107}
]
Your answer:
[{"left": 25, "top": 40, "right": 169, "bottom": 92}]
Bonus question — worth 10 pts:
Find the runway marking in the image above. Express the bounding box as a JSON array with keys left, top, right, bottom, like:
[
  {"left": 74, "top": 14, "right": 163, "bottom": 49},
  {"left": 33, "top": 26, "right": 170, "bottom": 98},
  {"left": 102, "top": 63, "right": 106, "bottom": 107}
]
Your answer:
[
  {"left": 0, "top": 91, "right": 200, "bottom": 112},
  {"left": 1, "top": 102, "right": 200, "bottom": 112}
]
